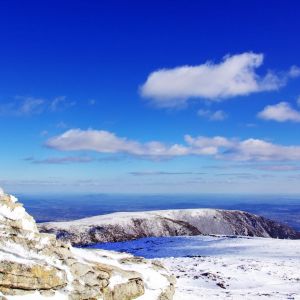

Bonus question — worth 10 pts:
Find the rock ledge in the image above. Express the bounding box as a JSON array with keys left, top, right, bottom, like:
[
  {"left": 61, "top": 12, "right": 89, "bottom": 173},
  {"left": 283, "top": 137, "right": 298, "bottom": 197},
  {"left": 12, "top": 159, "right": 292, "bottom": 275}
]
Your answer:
[{"left": 0, "top": 191, "right": 175, "bottom": 299}]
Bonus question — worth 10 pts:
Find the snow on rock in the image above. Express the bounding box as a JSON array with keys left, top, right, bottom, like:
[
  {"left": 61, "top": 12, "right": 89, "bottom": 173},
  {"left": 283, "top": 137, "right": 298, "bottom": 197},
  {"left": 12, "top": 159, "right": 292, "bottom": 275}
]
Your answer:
[
  {"left": 0, "top": 189, "right": 175, "bottom": 299},
  {"left": 0, "top": 192, "right": 38, "bottom": 237},
  {"left": 92, "top": 235, "right": 300, "bottom": 300},
  {"left": 39, "top": 208, "right": 300, "bottom": 246}
]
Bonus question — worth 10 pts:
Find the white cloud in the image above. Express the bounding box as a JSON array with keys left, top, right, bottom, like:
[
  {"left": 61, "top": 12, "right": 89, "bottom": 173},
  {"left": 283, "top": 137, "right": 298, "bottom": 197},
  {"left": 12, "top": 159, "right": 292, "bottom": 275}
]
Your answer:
[
  {"left": 222, "top": 138, "right": 300, "bottom": 161},
  {"left": 184, "top": 135, "right": 234, "bottom": 155},
  {"left": 258, "top": 102, "right": 300, "bottom": 122},
  {"left": 289, "top": 65, "right": 300, "bottom": 78},
  {"left": 198, "top": 109, "right": 227, "bottom": 121},
  {"left": 45, "top": 129, "right": 190, "bottom": 158},
  {"left": 46, "top": 129, "right": 300, "bottom": 162},
  {"left": 140, "top": 52, "right": 296, "bottom": 108}
]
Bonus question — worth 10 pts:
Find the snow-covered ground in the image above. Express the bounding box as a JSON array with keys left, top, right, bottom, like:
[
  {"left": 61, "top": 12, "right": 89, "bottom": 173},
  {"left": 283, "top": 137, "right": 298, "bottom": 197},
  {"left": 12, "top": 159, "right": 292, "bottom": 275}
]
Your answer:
[{"left": 91, "top": 235, "right": 300, "bottom": 300}]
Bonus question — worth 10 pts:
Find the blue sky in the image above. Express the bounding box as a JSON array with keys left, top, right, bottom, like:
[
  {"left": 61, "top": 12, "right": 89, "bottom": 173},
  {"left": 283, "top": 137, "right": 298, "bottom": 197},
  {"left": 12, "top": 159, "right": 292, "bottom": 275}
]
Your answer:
[{"left": 1, "top": 0, "right": 300, "bottom": 194}]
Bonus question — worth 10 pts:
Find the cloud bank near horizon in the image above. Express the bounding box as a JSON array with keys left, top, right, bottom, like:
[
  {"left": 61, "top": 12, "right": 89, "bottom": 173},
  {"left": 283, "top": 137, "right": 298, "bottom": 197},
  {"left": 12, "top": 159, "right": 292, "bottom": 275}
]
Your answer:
[{"left": 45, "top": 129, "right": 300, "bottom": 162}]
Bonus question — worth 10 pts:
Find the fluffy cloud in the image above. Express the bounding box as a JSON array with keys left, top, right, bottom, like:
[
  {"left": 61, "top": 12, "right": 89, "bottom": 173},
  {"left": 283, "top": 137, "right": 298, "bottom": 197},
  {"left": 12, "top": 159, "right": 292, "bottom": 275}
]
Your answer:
[
  {"left": 45, "top": 129, "right": 189, "bottom": 158},
  {"left": 258, "top": 102, "right": 300, "bottom": 122},
  {"left": 140, "top": 53, "right": 297, "bottom": 108},
  {"left": 46, "top": 129, "right": 300, "bottom": 162},
  {"left": 197, "top": 109, "right": 228, "bottom": 121},
  {"left": 221, "top": 138, "right": 300, "bottom": 161},
  {"left": 184, "top": 135, "right": 234, "bottom": 155}
]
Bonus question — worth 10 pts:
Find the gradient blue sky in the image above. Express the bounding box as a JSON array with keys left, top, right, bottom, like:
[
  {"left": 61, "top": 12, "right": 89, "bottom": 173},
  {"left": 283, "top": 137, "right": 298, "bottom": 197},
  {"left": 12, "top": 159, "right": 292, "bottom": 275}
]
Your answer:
[{"left": 1, "top": 0, "right": 300, "bottom": 194}]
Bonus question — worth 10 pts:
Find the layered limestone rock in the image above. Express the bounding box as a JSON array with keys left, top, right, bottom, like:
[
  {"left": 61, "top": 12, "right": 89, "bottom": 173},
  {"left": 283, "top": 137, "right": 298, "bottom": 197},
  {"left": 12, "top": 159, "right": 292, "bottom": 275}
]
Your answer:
[{"left": 0, "top": 191, "right": 175, "bottom": 299}]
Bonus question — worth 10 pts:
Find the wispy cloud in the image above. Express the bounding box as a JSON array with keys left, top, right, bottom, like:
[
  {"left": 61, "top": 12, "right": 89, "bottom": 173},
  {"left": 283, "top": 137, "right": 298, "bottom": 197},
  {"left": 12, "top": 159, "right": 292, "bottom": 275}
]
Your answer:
[
  {"left": 0, "top": 96, "right": 45, "bottom": 116},
  {"left": 289, "top": 65, "right": 300, "bottom": 78},
  {"left": 45, "top": 128, "right": 300, "bottom": 162},
  {"left": 214, "top": 172, "right": 262, "bottom": 180},
  {"left": 25, "top": 156, "right": 94, "bottom": 164},
  {"left": 197, "top": 109, "right": 228, "bottom": 121},
  {"left": 140, "top": 52, "right": 298, "bottom": 108},
  {"left": 129, "top": 171, "right": 205, "bottom": 176},
  {"left": 258, "top": 102, "right": 300, "bottom": 122},
  {"left": 0, "top": 96, "right": 76, "bottom": 116},
  {"left": 50, "top": 96, "right": 76, "bottom": 112},
  {"left": 245, "top": 123, "right": 258, "bottom": 128},
  {"left": 254, "top": 164, "right": 300, "bottom": 171},
  {"left": 206, "top": 163, "right": 300, "bottom": 173},
  {"left": 88, "top": 99, "right": 97, "bottom": 105},
  {"left": 56, "top": 121, "right": 69, "bottom": 129},
  {"left": 25, "top": 154, "right": 124, "bottom": 165}
]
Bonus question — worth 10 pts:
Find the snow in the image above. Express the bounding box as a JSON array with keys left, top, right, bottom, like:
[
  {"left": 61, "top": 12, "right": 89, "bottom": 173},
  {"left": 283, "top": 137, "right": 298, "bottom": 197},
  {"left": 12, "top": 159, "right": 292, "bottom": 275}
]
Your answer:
[
  {"left": 44, "top": 208, "right": 221, "bottom": 228},
  {"left": 0, "top": 204, "right": 25, "bottom": 221},
  {"left": 0, "top": 192, "right": 173, "bottom": 300},
  {"left": 0, "top": 194, "right": 36, "bottom": 233},
  {"left": 9, "top": 195, "right": 18, "bottom": 203},
  {"left": 92, "top": 235, "right": 300, "bottom": 300},
  {"left": 108, "top": 274, "right": 128, "bottom": 288},
  {"left": 2, "top": 189, "right": 299, "bottom": 299},
  {"left": 72, "top": 247, "right": 171, "bottom": 299}
]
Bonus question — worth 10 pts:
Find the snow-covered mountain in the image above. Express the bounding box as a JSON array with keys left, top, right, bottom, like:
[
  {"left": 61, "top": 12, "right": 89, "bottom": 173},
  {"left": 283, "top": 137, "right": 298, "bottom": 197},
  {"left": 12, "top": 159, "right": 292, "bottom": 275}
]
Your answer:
[
  {"left": 2, "top": 188, "right": 300, "bottom": 299},
  {"left": 39, "top": 208, "right": 300, "bottom": 246},
  {"left": 0, "top": 190, "right": 174, "bottom": 299}
]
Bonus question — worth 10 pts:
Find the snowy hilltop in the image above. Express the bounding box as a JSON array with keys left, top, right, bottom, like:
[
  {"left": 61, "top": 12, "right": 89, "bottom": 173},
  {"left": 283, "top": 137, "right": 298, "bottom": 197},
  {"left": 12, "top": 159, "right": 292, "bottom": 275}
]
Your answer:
[
  {"left": 0, "top": 190, "right": 175, "bottom": 299},
  {"left": 39, "top": 208, "right": 300, "bottom": 246},
  {"left": 101, "top": 235, "right": 300, "bottom": 300}
]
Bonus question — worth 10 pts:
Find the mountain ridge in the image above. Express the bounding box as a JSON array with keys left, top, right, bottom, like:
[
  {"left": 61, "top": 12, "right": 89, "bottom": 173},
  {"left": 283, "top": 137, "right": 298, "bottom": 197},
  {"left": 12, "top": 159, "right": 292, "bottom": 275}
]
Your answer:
[{"left": 39, "top": 208, "right": 300, "bottom": 246}]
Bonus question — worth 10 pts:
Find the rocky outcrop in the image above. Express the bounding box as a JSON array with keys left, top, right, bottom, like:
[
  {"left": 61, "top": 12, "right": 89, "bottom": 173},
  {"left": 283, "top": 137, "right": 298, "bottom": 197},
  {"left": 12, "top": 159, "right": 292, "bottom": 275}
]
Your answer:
[
  {"left": 39, "top": 208, "right": 300, "bottom": 246},
  {"left": 0, "top": 190, "right": 175, "bottom": 299}
]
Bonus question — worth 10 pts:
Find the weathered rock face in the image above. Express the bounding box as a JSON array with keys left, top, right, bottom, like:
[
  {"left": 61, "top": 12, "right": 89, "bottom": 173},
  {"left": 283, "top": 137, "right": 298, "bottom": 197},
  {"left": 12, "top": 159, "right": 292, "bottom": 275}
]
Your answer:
[
  {"left": 0, "top": 191, "right": 175, "bottom": 299},
  {"left": 39, "top": 208, "right": 300, "bottom": 246}
]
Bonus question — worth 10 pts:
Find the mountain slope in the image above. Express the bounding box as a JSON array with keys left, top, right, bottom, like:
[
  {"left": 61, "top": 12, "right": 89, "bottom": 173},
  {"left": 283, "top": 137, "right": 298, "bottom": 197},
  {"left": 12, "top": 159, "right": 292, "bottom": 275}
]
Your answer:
[
  {"left": 39, "top": 208, "right": 300, "bottom": 246},
  {"left": 0, "top": 190, "right": 175, "bottom": 299}
]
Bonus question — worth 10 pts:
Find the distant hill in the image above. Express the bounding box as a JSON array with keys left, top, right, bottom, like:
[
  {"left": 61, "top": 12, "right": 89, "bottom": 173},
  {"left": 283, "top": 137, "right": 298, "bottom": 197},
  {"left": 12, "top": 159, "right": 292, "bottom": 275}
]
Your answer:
[{"left": 39, "top": 208, "right": 300, "bottom": 246}]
